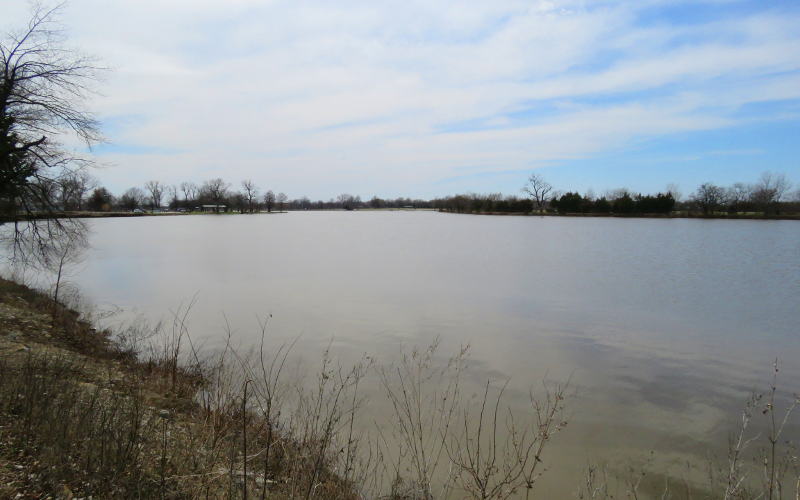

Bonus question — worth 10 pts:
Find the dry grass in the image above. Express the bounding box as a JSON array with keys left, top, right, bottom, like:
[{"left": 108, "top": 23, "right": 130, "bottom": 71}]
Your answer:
[{"left": 0, "top": 278, "right": 361, "bottom": 499}]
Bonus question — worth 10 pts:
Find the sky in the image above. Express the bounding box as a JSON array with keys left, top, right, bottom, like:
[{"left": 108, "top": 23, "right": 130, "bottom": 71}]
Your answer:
[{"left": 4, "top": 0, "right": 800, "bottom": 200}]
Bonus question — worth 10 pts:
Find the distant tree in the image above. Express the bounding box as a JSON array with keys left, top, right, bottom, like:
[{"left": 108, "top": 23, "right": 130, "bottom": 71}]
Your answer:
[
  {"left": 276, "top": 192, "right": 288, "bottom": 211},
  {"left": 480, "top": 192, "right": 502, "bottom": 212},
  {"left": 230, "top": 192, "right": 246, "bottom": 213},
  {"left": 144, "top": 180, "right": 164, "bottom": 209},
  {"left": 369, "top": 196, "right": 384, "bottom": 209},
  {"left": 509, "top": 195, "right": 532, "bottom": 213},
  {"left": 593, "top": 197, "right": 612, "bottom": 213},
  {"left": 241, "top": 180, "right": 259, "bottom": 213},
  {"left": 466, "top": 193, "right": 486, "bottom": 213},
  {"left": 726, "top": 182, "right": 752, "bottom": 214},
  {"left": 180, "top": 181, "right": 198, "bottom": 205},
  {"left": 666, "top": 183, "right": 682, "bottom": 203},
  {"left": 57, "top": 178, "right": 79, "bottom": 211},
  {"left": 553, "top": 192, "right": 583, "bottom": 213},
  {"left": 119, "top": 187, "right": 145, "bottom": 211},
  {"left": 166, "top": 184, "right": 179, "bottom": 209},
  {"left": 692, "top": 183, "right": 727, "bottom": 215},
  {"left": 635, "top": 193, "right": 675, "bottom": 214},
  {"left": 201, "top": 178, "right": 229, "bottom": 212},
  {"left": 33, "top": 177, "right": 59, "bottom": 210},
  {"left": 263, "top": 190, "right": 276, "bottom": 212},
  {"left": 612, "top": 192, "right": 635, "bottom": 214},
  {"left": 786, "top": 189, "right": 800, "bottom": 216},
  {"left": 86, "top": 187, "right": 113, "bottom": 211},
  {"left": 295, "top": 196, "right": 311, "bottom": 210},
  {"left": 522, "top": 173, "right": 552, "bottom": 213},
  {"left": 337, "top": 193, "right": 355, "bottom": 210},
  {"left": 59, "top": 171, "right": 96, "bottom": 210},
  {"left": 751, "top": 172, "right": 791, "bottom": 215},
  {"left": 605, "top": 188, "right": 630, "bottom": 200}
]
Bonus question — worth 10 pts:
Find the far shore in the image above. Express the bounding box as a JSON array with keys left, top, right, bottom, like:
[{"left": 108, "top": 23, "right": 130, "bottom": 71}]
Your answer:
[
  {"left": 437, "top": 210, "right": 800, "bottom": 220},
  {"left": 2, "top": 207, "right": 798, "bottom": 223}
]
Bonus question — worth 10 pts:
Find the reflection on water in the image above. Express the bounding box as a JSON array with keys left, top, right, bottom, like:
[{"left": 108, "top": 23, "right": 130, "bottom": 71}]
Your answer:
[{"left": 24, "top": 212, "right": 800, "bottom": 496}]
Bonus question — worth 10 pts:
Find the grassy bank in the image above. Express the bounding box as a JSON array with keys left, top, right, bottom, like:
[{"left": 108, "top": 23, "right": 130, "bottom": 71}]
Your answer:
[{"left": 0, "top": 278, "right": 361, "bottom": 499}]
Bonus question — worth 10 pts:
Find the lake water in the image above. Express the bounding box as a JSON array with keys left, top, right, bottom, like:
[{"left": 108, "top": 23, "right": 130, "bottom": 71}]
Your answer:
[{"left": 23, "top": 212, "right": 800, "bottom": 496}]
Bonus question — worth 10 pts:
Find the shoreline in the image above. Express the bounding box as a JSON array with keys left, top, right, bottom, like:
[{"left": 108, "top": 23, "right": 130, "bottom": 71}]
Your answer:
[
  {"left": 0, "top": 277, "right": 358, "bottom": 499},
  {"left": 1, "top": 207, "right": 434, "bottom": 223},
  {"left": 3, "top": 208, "right": 798, "bottom": 222},
  {"left": 435, "top": 210, "right": 800, "bottom": 220}
]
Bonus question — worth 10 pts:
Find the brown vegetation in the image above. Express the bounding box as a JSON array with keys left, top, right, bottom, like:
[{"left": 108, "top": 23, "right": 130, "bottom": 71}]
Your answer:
[{"left": 0, "top": 278, "right": 362, "bottom": 499}]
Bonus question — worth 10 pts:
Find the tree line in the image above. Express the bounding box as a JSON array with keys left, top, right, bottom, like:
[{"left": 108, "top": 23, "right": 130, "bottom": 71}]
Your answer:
[
  {"left": 38, "top": 175, "right": 435, "bottom": 213},
  {"left": 434, "top": 172, "right": 798, "bottom": 216},
  {"left": 16, "top": 169, "right": 798, "bottom": 217}
]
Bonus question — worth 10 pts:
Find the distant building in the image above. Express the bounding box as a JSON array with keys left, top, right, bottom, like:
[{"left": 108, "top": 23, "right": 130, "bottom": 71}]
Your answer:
[{"left": 197, "top": 204, "right": 227, "bottom": 213}]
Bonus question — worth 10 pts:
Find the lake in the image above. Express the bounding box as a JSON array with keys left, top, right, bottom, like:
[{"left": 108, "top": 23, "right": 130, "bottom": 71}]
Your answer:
[{"left": 25, "top": 212, "right": 800, "bottom": 496}]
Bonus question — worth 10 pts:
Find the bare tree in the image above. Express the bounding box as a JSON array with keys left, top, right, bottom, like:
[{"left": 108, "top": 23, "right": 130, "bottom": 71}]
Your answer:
[
  {"left": 666, "top": 183, "right": 682, "bottom": 203},
  {"left": 59, "top": 170, "right": 96, "bottom": 210},
  {"left": 180, "top": 181, "right": 198, "bottom": 204},
  {"left": 263, "top": 190, "right": 275, "bottom": 212},
  {"left": 337, "top": 193, "right": 358, "bottom": 210},
  {"left": 752, "top": 172, "right": 792, "bottom": 215},
  {"left": 1, "top": 3, "right": 101, "bottom": 263},
  {"left": 166, "top": 184, "right": 178, "bottom": 209},
  {"left": 691, "top": 183, "right": 727, "bottom": 215},
  {"left": 201, "top": 178, "right": 229, "bottom": 212},
  {"left": 604, "top": 187, "right": 630, "bottom": 200},
  {"left": 276, "top": 192, "right": 288, "bottom": 212},
  {"left": 726, "top": 182, "right": 752, "bottom": 213},
  {"left": 119, "top": 187, "right": 145, "bottom": 211},
  {"left": 144, "top": 180, "right": 164, "bottom": 210},
  {"left": 241, "top": 179, "right": 259, "bottom": 213},
  {"left": 522, "top": 174, "right": 552, "bottom": 213},
  {"left": 229, "top": 192, "right": 246, "bottom": 213}
]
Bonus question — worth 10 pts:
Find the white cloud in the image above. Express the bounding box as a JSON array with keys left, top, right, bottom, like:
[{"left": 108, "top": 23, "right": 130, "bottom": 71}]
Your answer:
[{"left": 4, "top": 0, "right": 799, "bottom": 197}]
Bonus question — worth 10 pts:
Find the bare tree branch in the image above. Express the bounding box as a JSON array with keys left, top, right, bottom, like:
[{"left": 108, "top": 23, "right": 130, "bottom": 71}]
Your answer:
[{"left": 1, "top": 2, "right": 103, "bottom": 265}]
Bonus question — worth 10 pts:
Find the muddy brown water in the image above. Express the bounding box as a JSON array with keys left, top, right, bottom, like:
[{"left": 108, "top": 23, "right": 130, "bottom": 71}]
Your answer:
[{"left": 16, "top": 211, "right": 800, "bottom": 497}]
